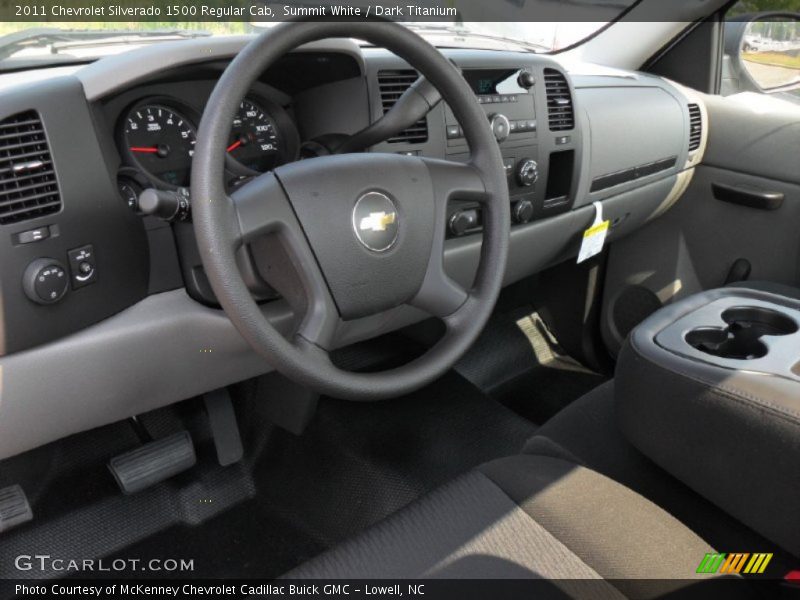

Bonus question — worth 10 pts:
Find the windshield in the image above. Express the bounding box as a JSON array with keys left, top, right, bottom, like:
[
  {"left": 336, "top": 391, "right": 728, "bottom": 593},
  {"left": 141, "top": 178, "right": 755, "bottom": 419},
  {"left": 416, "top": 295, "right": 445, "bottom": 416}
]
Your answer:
[{"left": 0, "top": 15, "right": 619, "bottom": 70}]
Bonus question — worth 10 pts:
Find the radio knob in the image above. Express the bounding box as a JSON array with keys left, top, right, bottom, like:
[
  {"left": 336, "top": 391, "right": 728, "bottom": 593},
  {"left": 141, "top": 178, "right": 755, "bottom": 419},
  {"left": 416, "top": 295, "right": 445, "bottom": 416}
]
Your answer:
[
  {"left": 517, "top": 69, "right": 536, "bottom": 89},
  {"left": 489, "top": 114, "right": 511, "bottom": 142},
  {"left": 517, "top": 159, "right": 539, "bottom": 187}
]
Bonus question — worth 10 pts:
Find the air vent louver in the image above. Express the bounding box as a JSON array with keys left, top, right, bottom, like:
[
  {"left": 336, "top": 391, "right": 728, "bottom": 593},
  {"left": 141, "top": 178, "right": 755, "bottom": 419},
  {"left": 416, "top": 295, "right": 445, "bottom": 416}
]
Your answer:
[
  {"left": 377, "top": 70, "right": 429, "bottom": 144},
  {"left": 544, "top": 69, "right": 575, "bottom": 131},
  {"left": 688, "top": 103, "right": 702, "bottom": 152},
  {"left": 0, "top": 111, "right": 60, "bottom": 225}
]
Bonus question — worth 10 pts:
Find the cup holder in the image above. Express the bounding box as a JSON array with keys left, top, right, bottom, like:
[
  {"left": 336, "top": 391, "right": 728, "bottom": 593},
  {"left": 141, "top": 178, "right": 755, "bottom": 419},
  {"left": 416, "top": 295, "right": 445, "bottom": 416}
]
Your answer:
[{"left": 685, "top": 306, "right": 798, "bottom": 360}]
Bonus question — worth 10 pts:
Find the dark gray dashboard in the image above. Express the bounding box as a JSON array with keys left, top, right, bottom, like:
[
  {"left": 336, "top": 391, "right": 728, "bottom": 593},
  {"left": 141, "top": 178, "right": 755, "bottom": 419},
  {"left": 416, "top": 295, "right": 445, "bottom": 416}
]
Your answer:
[{"left": 0, "top": 35, "right": 706, "bottom": 460}]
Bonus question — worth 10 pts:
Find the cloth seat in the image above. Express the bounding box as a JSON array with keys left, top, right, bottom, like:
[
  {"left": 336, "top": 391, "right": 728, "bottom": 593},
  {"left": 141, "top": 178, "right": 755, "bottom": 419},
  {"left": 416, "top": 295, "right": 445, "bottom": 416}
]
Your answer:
[
  {"left": 524, "top": 381, "right": 798, "bottom": 574},
  {"left": 284, "top": 452, "right": 734, "bottom": 598}
]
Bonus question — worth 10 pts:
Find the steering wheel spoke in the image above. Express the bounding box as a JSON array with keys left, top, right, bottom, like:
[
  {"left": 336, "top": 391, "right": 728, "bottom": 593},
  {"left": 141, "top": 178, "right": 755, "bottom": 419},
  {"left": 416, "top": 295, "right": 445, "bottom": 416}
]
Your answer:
[
  {"left": 229, "top": 172, "right": 293, "bottom": 246},
  {"left": 230, "top": 172, "right": 341, "bottom": 351}
]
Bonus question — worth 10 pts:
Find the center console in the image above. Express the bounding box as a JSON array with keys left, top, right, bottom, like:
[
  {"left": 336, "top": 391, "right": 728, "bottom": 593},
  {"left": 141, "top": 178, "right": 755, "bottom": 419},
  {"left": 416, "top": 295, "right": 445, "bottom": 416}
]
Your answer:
[
  {"left": 616, "top": 288, "right": 800, "bottom": 556},
  {"left": 442, "top": 65, "right": 579, "bottom": 238}
]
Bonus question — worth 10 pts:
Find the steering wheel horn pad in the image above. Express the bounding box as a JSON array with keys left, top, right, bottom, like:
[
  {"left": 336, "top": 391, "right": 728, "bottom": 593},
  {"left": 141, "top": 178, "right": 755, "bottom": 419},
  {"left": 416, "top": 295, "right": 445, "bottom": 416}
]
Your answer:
[
  {"left": 270, "top": 153, "right": 436, "bottom": 321},
  {"left": 192, "top": 20, "right": 509, "bottom": 400}
]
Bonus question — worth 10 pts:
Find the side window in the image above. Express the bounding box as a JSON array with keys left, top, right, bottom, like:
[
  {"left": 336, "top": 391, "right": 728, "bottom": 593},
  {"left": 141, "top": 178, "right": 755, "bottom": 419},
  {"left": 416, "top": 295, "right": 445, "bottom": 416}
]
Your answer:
[{"left": 722, "top": 1, "right": 800, "bottom": 101}]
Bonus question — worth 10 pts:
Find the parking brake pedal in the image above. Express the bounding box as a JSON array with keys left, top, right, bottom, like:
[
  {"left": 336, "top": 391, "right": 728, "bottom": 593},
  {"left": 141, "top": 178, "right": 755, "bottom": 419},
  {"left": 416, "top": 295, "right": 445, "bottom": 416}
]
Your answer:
[
  {"left": 109, "top": 431, "right": 196, "bottom": 494},
  {"left": 0, "top": 485, "right": 33, "bottom": 534}
]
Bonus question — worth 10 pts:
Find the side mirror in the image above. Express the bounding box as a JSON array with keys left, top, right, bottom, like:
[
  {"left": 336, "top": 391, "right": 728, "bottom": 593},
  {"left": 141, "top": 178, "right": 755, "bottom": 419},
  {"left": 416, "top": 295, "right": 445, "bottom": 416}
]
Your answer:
[{"left": 725, "top": 13, "right": 800, "bottom": 95}]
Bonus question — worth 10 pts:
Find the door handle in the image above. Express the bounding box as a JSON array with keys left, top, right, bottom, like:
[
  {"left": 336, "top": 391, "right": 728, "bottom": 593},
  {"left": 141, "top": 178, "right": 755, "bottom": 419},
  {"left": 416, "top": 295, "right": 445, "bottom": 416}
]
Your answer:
[{"left": 712, "top": 182, "right": 784, "bottom": 211}]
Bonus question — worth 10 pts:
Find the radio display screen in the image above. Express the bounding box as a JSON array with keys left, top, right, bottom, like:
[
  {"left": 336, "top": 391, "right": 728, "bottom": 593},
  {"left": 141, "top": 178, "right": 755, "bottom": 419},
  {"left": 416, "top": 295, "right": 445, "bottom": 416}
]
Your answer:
[{"left": 463, "top": 69, "right": 527, "bottom": 95}]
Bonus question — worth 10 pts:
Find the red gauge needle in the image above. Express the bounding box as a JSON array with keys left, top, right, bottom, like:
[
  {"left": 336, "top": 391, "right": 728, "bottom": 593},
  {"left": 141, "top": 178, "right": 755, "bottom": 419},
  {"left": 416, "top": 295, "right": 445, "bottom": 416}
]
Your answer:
[
  {"left": 130, "top": 146, "right": 159, "bottom": 153},
  {"left": 226, "top": 140, "right": 243, "bottom": 153}
]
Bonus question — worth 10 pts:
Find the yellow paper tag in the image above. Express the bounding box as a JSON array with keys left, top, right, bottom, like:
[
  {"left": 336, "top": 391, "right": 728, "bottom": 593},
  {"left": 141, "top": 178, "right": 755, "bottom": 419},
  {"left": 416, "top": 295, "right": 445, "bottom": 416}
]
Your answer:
[
  {"left": 578, "top": 202, "right": 610, "bottom": 263},
  {"left": 583, "top": 221, "right": 610, "bottom": 238}
]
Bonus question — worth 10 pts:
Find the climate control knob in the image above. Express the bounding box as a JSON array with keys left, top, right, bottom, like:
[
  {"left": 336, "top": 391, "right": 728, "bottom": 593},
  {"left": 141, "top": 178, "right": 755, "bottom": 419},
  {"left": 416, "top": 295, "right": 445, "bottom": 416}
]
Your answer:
[
  {"left": 23, "top": 258, "right": 69, "bottom": 305},
  {"left": 517, "top": 159, "right": 539, "bottom": 187},
  {"left": 512, "top": 199, "right": 535, "bottom": 224},
  {"left": 489, "top": 114, "right": 511, "bottom": 142}
]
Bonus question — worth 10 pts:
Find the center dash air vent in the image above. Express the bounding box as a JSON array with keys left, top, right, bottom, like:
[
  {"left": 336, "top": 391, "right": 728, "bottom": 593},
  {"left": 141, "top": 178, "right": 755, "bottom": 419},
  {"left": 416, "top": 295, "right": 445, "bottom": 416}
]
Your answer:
[
  {"left": 0, "top": 111, "right": 61, "bottom": 225},
  {"left": 377, "top": 70, "right": 429, "bottom": 144},
  {"left": 688, "top": 103, "right": 702, "bottom": 151},
  {"left": 544, "top": 68, "right": 575, "bottom": 131}
]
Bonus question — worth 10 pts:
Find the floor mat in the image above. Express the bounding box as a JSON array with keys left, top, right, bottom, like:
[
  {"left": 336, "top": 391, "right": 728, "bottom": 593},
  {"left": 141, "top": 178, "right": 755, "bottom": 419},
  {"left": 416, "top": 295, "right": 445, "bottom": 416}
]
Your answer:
[
  {"left": 455, "top": 308, "right": 607, "bottom": 425},
  {"left": 0, "top": 369, "right": 535, "bottom": 580}
]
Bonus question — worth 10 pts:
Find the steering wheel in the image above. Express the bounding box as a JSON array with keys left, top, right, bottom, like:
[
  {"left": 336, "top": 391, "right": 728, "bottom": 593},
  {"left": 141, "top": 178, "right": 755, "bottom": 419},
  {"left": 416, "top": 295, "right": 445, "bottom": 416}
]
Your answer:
[{"left": 192, "top": 20, "right": 509, "bottom": 401}]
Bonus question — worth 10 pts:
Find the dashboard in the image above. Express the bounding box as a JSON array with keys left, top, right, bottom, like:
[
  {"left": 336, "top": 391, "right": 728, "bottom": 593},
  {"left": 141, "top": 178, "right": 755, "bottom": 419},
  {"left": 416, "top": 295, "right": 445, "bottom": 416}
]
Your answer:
[{"left": 0, "top": 35, "right": 708, "bottom": 460}]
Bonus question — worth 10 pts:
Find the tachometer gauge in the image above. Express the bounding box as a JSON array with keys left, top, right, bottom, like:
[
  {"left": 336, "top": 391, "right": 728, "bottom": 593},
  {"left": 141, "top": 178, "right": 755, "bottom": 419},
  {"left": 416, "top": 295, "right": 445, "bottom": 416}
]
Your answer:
[
  {"left": 226, "top": 99, "right": 281, "bottom": 173},
  {"left": 123, "top": 104, "right": 196, "bottom": 187}
]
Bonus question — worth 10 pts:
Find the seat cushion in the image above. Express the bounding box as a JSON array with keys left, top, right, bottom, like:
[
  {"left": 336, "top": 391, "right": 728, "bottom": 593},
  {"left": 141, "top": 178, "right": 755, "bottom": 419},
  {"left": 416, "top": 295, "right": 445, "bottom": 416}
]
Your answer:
[
  {"left": 524, "top": 382, "right": 798, "bottom": 568},
  {"left": 284, "top": 455, "right": 719, "bottom": 598}
]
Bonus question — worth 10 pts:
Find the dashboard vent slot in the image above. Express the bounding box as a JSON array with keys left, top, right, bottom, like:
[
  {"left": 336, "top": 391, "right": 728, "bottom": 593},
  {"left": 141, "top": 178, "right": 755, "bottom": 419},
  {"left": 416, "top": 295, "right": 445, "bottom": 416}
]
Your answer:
[
  {"left": 0, "top": 111, "right": 60, "bottom": 225},
  {"left": 544, "top": 68, "right": 575, "bottom": 131},
  {"left": 377, "top": 70, "right": 429, "bottom": 144},
  {"left": 688, "top": 103, "right": 702, "bottom": 151}
]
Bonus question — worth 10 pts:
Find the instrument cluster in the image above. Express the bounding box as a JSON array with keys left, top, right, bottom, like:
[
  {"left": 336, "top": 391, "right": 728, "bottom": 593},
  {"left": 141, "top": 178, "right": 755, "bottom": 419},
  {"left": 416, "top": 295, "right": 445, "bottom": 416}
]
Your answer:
[{"left": 116, "top": 93, "right": 299, "bottom": 207}]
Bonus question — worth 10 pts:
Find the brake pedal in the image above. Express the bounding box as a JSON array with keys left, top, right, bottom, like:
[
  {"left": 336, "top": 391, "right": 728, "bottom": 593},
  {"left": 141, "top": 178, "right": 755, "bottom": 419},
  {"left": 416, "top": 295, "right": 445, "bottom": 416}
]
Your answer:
[
  {"left": 109, "top": 431, "right": 196, "bottom": 494},
  {"left": 0, "top": 485, "right": 33, "bottom": 533}
]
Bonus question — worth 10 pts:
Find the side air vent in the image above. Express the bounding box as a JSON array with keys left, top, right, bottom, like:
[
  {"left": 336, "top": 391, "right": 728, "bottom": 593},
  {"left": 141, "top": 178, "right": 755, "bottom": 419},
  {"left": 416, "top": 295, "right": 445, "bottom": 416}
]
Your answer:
[
  {"left": 0, "top": 111, "right": 61, "bottom": 225},
  {"left": 688, "top": 103, "right": 702, "bottom": 151},
  {"left": 544, "top": 68, "right": 575, "bottom": 131},
  {"left": 377, "top": 70, "right": 429, "bottom": 144}
]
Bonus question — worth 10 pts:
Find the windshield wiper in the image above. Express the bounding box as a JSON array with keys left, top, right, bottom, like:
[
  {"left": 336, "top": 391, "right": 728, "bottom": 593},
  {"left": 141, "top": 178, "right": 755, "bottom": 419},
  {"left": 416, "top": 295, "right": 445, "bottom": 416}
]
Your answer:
[
  {"left": 0, "top": 28, "right": 211, "bottom": 62},
  {"left": 403, "top": 23, "right": 549, "bottom": 53}
]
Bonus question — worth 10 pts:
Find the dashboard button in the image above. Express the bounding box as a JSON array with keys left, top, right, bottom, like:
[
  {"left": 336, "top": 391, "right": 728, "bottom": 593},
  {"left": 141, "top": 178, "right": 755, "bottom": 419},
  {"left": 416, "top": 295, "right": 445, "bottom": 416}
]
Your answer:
[
  {"left": 449, "top": 209, "right": 479, "bottom": 236},
  {"left": 16, "top": 227, "right": 50, "bottom": 244},
  {"left": 67, "top": 244, "right": 97, "bottom": 289},
  {"left": 446, "top": 125, "right": 461, "bottom": 139}
]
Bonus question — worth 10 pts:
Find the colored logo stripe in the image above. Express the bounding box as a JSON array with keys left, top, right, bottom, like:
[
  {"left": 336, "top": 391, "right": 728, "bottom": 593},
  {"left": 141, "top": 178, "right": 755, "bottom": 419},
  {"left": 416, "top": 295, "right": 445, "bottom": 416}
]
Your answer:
[
  {"left": 720, "top": 553, "right": 749, "bottom": 574},
  {"left": 743, "top": 553, "right": 773, "bottom": 574},
  {"left": 696, "top": 553, "right": 773, "bottom": 574},
  {"left": 697, "top": 554, "right": 726, "bottom": 574}
]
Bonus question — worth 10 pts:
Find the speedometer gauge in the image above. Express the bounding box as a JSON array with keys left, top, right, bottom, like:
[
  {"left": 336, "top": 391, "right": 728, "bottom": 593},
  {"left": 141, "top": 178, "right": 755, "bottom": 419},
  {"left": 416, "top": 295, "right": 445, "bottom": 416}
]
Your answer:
[
  {"left": 123, "top": 104, "right": 196, "bottom": 187},
  {"left": 226, "top": 99, "right": 281, "bottom": 173}
]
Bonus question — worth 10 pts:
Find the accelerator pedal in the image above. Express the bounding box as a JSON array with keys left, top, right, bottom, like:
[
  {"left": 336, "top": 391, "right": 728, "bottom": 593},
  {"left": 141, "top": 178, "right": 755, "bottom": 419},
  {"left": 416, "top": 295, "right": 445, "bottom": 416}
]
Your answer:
[
  {"left": 109, "top": 431, "right": 196, "bottom": 494},
  {"left": 0, "top": 485, "right": 33, "bottom": 533},
  {"left": 204, "top": 388, "right": 244, "bottom": 466}
]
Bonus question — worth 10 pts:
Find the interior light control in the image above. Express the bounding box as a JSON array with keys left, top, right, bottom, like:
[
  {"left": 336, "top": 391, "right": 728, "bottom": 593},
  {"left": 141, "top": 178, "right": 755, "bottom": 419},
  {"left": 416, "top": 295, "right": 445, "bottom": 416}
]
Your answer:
[{"left": 67, "top": 244, "right": 97, "bottom": 289}]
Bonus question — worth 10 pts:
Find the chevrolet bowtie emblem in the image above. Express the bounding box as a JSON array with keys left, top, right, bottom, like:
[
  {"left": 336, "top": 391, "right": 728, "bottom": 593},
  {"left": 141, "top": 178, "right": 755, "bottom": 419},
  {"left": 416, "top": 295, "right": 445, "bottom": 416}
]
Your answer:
[
  {"left": 353, "top": 192, "right": 399, "bottom": 252},
  {"left": 359, "top": 211, "right": 397, "bottom": 233}
]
